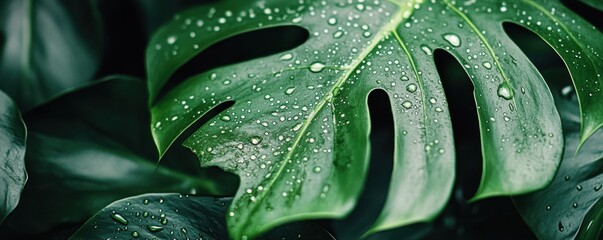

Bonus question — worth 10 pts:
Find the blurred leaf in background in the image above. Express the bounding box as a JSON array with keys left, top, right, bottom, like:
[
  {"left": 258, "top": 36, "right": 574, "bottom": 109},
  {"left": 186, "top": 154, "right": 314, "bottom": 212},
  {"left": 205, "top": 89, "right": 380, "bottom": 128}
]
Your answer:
[
  {"left": 0, "top": 0, "right": 102, "bottom": 111},
  {"left": 0, "top": 77, "right": 237, "bottom": 239}
]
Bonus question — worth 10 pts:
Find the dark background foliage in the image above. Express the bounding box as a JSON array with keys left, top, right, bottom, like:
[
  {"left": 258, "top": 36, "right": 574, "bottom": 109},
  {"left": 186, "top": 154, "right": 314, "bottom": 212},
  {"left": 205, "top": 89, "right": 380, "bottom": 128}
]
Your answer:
[{"left": 0, "top": 0, "right": 601, "bottom": 239}]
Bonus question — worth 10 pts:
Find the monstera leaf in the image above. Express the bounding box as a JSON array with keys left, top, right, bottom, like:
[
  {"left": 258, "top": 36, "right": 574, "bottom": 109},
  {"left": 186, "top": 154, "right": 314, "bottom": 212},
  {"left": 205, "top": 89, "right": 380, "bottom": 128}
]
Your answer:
[
  {"left": 0, "top": 0, "right": 102, "bottom": 111},
  {"left": 513, "top": 73, "right": 603, "bottom": 240},
  {"left": 71, "top": 193, "right": 334, "bottom": 240},
  {"left": 147, "top": 0, "right": 602, "bottom": 238},
  {"left": 0, "top": 90, "right": 26, "bottom": 223}
]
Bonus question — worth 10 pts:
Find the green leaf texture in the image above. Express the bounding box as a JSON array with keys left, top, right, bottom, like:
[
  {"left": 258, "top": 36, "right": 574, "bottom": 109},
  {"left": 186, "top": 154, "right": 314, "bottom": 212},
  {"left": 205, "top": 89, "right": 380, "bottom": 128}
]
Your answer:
[
  {"left": 0, "top": 90, "right": 26, "bottom": 223},
  {"left": 147, "top": 0, "right": 602, "bottom": 238},
  {"left": 71, "top": 193, "right": 334, "bottom": 240},
  {"left": 513, "top": 73, "right": 603, "bottom": 240}
]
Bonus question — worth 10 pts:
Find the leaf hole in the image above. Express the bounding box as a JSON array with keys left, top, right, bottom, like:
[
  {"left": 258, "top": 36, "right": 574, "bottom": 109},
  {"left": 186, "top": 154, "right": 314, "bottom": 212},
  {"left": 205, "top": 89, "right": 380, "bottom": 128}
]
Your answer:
[
  {"left": 330, "top": 89, "right": 394, "bottom": 239},
  {"left": 157, "top": 26, "right": 309, "bottom": 100}
]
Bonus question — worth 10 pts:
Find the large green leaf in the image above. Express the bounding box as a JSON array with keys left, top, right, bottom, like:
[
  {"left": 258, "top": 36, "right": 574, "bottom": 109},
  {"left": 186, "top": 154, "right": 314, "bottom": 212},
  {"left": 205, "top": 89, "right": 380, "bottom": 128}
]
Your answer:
[
  {"left": 71, "top": 193, "right": 334, "bottom": 240},
  {"left": 0, "top": 90, "right": 26, "bottom": 223},
  {"left": 0, "top": 0, "right": 102, "bottom": 111},
  {"left": 147, "top": 0, "right": 603, "bottom": 238},
  {"left": 513, "top": 73, "right": 603, "bottom": 240},
  {"left": 0, "top": 77, "right": 236, "bottom": 238}
]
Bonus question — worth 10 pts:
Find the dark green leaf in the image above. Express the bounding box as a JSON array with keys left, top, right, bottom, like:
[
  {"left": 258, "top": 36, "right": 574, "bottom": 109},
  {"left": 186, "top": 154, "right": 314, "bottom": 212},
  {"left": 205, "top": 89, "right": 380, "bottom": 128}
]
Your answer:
[
  {"left": 142, "top": 0, "right": 602, "bottom": 237},
  {"left": 0, "top": 90, "right": 26, "bottom": 223},
  {"left": 513, "top": 73, "right": 603, "bottom": 240},
  {"left": 71, "top": 193, "right": 334, "bottom": 240},
  {"left": 578, "top": 0, "right": 603, "bottom": 11},
  {"left": 0, "top": 77, "right": 236, "bottom": 237},
  {"left": 0, "top": 0, "right": 103, "bottom": 111}
]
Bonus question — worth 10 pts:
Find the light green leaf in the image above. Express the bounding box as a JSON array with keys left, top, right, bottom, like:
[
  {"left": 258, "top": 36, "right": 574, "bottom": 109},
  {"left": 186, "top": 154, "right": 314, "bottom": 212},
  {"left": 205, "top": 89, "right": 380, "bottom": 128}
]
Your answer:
[
  {"left": 0, "top": 0, "right": 102, "bottom": 111},
  {"left": 0, "top": 77, "right": 236, "bottom": 238},
  {"left": 147, "top": 0, "right": 603, "bottom": 238},
  {"left": 0, "top": 90, "right": 26, "bottom": 224},
  {"left": 71, "top": 193, "right": 334, "bottom": 240},
  {"left": 513, "top": 72, "right": 603, "bottom": 240}
]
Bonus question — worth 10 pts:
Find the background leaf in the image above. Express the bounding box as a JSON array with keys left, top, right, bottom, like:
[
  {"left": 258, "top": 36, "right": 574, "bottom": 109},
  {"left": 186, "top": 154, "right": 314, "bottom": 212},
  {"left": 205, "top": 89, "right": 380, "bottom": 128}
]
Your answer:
[
  {"left": 0, "top": 90, "right": 26, "bottom": 223},
  {"left": 0, "top": 0, "right": 102, "bottom": 111},
  {"left": 513, "top": 71, "right": 603, "bottom": 240},
  {"left": 577, "top": 0, "right": 603, "bottom": 11},
  {"left": 143, "top": 0, "right": 598, "bottom": 237},
  {"left": 71, "top": 193, "right": 334, "bottom": 240},
  {"left": 0, "top": 77, "right": 237, "bottom": 238}
]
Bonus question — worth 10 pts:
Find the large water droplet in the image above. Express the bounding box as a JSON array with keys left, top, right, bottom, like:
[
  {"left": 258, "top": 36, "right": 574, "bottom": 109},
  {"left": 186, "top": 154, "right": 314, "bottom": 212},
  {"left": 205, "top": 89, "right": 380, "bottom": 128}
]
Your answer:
[
  {"left": 313, "top": 166, "right": 322, "bottom": 173},
  {"left": 285, "top": 87, "right": 296, "bottom": 95},
  {"left": 402, "top": 101, "right": 413, "bottom": 109},
  {"left": 132, "top": 231, "right": 140, "bottom": 238},
  {"left": 167, "top": 36, "right": 177, "bottom": 45},
  {"left": 309, "top": 62, "right": 326, "bottom": 73},
  {"left": 406, "top": 83, "right": 418, "bottom": 93},
  {"left": 250, "top": 136, "right": 263, "bottom": 145},
  {"left": 111, "top": 213, "right": 128, "bottom": 225},
  {"left": 482, "top": 61, "right": 492, "bottom": 69},
  {"left": 421, "top": 45, "right": 432, "bottom": 55},
  {"left": 497, "top": 82, "right": 513, "bottom": 100},
  {"left": 327, "top": 17, "right": 337, "bottom": 25},
  {"left": 442, "top": 33, "right": 461, "bottom": 47},
  {"left": 280, "top": 53, "right": 293, "bottom": 61},
  {"left": 147, "top": 225, "right": 164, "bottom": 232}
]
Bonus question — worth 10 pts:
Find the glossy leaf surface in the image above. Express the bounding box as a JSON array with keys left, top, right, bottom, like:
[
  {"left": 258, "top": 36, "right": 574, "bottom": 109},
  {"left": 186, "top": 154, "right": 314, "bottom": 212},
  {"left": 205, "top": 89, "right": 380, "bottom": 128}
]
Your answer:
[
  {"left": 71, "top": 193, "right": 334, "bottom": 240},
  {"left": 514, "top": 78, "right": 603, "bottom": 240},
  {"left": 0, "top": 90, "right": 26, "bottom": 223},
  {"left": 147, "top": 0, "right": 603, "bottom": 237},
  {"left": 0, "top": 0, "right": 102, "bottom": 110}
]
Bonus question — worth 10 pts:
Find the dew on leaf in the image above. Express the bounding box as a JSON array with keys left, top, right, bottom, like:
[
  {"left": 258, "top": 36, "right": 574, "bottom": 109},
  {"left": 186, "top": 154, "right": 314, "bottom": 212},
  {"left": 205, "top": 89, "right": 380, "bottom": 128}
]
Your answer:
[
  {"left": 132, "top": 231, "right": 139, "bottom": 238},
  {"left": 327, "top": 17, "right": 337, "bottom": 25},
  {"left": 167, "top": 36, "right": 177, "bottom": 45},
  {"left": 482, "top": 61, "right": 492, "bottom": 69},
  {"left": 110, "top": 213, "right": 128, "bottom": 225},
  {"left": 576, "top": 184, "right": 583, "bottom": 191},
  {"left": 309, "top": 62, "right": 326, "bottom": 73},
  {"left": 406, "top": 83, "right": 418, "bottom": 93},
  {"left": 497, "top": 82, "right": 513, "bottom": 100},
  {"left": 280, "top": 53, "right": 293, "bottom": 61},
  {"left": 147, "top": 225, "right": 164, "bottom": 232},
  {"left": 594, "top": 185, "right": 602, "bottom": 191},
  {"left": 421, "top": 45, "right": 432, "bottom": 55},
  {"left": 250, "top": 136, "right": 263, "bottom": 145},
  {"left": 402, "top": 101, "right": 413, "bottom": 109},
  {"left": 221, "top": 115, "right": 231, "bottom": 122},
  {"left": 333, "top": 31, "right": 344, "bottom": 38},
  {"left": 558, "top": 221, "right": 564, "bottom": 232},
  {"left": 313, "top": 166, "right": 322, "bottom": 173},
  {"left": 285, "top": 87, "right": 296, "bottom": 95},
  {"left": 442, "top": 33, "right": 461, "bottom": 47}
]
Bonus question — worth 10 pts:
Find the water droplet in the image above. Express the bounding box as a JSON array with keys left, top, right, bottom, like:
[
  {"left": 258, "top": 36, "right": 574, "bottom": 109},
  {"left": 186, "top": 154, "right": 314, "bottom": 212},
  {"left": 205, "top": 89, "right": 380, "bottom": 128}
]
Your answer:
[
  {"left": 546, "top": 205, "right": 551, "bottom": 211},
  {"left": 313, "top": 166, "right": 322, "bottom": 173},
  {"left": 250, "top": 136, "right": 263, "bottom": 145},
  {"left": 309, "top": 62, "right": 326, "bottom": 73},
  {"left": 328, "top": 17, "right": 337, "bottom": 25},
  {"left": 132, "top": 231, "right": 140, "bottom": 238},
  {"left": 442, "top": 33, "right": 461, "bottom": 47},
  {"left": 167, "top": 36, "right": 177, "bottom": 45},
  {"left": 594, "top": 185, "right": 602, "bottom": 191},
  {"left": 558, "top": 221, "right": 564, "bottom": 232},
  {"left": 564, "top": 175, "right": 571, "bottom": 181},
  {"left": 147, "top": 225, "right": 164, "bottom": 232},
  {"left": 333, "top": 30, "right": 344, "bottom": 38},
  {"left": 500, "top": 6, "right": 508, "bottom": 12},
  {"left": 285, "top": 87, "right": 296, "bottom": 95},
  {"left": 110, "top": 213, "right": 128, "bottom": 225},
  {"left": 421, "top": 45, "right": 432, "bottom": 55},
  {"left": 363, "top": 31, "right": 372, "bottom": 38},
  {"left": 576, "top": 184, "right": 583, "bottom": 191},
  {"left": 406, "top": 83, "right": 418, "bottom": 93},
  {"left": 402, "top": 101, "right": 413, "bottom": 109},
  {"left": 400, "top": 76, "right": 409, "bottom": 81},
  {"left": 482, "top": 62, "right": 492, "bottom": 69},
  {"left": 280, "top": 53, "right": 293, "bottom": 61},
  {"left": 223, "top": 80, "right": 231, "bottom": 85},
  {"left": 503, "top": 116, "right": 510, "bottom": 122},
  {"left": 220, "top": 115, "right": 231, "bottom": 122},
  {"left": 497, "top": 82, "right": 513, "bottom": 100},
  {"left": 572, "top": 202, "right": 578, "bottom": 208}
]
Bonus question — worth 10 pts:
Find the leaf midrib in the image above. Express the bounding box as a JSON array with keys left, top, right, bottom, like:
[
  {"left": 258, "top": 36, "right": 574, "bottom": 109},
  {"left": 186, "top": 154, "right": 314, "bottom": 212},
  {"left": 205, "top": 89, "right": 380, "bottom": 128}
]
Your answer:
[{"left": 237, "top": 0, "right": 412, "bottom": 235}]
